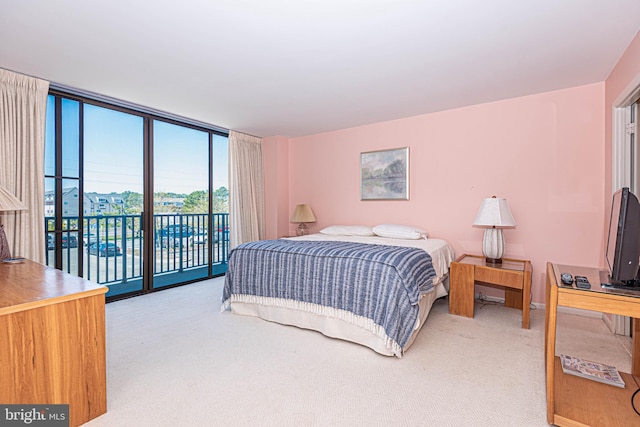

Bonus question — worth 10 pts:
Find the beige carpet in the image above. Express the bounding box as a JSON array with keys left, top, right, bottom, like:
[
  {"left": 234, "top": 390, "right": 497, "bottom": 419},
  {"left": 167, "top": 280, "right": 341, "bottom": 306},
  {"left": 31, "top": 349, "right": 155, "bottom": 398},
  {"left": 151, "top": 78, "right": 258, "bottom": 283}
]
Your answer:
[{"left": 84, "top": 277, "right": 631, "bottom": 427}]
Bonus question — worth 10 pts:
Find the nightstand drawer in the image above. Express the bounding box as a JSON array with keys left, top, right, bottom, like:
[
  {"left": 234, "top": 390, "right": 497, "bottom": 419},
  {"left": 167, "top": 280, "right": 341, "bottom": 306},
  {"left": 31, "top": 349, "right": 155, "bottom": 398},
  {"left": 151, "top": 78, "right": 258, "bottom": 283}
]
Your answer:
[{"left": 475, "top": 266, "right": 523, "bottom": 289}]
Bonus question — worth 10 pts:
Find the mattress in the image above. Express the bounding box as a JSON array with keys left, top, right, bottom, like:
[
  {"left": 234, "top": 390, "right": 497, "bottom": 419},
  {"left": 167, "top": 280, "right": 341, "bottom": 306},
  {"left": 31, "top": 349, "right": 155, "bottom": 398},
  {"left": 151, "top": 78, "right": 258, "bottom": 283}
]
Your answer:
[{"left": 224, "top": 234, "right": 455, "bottom": 357}]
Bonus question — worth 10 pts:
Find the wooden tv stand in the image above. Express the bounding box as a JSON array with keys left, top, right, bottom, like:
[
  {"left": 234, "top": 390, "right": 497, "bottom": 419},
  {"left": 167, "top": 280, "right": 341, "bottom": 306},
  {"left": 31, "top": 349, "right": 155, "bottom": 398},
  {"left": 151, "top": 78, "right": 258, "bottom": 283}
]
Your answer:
[
  {"left": 545, "top": 262, "right": 640, "bottom": 426},
  {"left": 0, "top": 259, "right": 107, "bottom": 427}
]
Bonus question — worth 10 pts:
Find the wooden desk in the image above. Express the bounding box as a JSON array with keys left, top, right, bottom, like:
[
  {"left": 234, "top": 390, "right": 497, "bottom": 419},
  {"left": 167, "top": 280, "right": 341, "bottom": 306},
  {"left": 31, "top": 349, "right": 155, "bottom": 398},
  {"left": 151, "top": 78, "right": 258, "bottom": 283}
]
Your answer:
[
  {"left": 449, "top": 254, "right": 532, "bottom": 328},
  {"left": 0, "top": 260, "right": 108, "bottom": 427},
  {"left": 545, "top": 262, "right": 640, "bottom": 426}
]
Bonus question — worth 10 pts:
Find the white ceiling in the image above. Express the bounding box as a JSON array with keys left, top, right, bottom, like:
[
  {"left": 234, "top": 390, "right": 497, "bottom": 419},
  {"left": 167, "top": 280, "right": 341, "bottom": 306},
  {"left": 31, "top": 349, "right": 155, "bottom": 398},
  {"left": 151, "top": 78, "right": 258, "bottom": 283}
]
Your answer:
[{"left": 1, "top": 1, "right": 640, "bottom": 138}]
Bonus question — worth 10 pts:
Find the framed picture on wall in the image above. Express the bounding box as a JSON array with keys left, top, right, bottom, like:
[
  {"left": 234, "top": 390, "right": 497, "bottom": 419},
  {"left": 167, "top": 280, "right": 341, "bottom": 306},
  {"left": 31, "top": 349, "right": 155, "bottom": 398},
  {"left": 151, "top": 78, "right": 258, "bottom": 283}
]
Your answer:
[{"left": 360, "top": 147, "right": 409, "bottom": 200}]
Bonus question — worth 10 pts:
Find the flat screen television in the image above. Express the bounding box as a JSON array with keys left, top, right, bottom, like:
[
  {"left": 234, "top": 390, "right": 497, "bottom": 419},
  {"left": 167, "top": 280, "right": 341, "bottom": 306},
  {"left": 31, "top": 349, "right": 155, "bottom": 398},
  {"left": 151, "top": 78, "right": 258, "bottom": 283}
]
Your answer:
[{"left": 603, "top": 187, "right": 640, "bottom": 289}]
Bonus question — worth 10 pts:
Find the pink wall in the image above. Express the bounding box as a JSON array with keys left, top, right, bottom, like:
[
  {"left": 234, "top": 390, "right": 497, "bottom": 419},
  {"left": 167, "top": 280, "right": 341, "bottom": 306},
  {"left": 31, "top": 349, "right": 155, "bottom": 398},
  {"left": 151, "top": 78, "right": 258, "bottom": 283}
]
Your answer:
[{"left": 264, "top": 83, "right": 606, "bottom": 304}]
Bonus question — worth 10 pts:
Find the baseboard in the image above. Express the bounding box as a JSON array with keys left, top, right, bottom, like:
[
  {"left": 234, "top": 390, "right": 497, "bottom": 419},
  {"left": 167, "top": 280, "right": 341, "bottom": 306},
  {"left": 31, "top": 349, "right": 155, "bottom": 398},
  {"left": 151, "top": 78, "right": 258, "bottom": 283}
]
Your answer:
[{"left": 475, "top": 293, "right": 604, "bottom": 319}]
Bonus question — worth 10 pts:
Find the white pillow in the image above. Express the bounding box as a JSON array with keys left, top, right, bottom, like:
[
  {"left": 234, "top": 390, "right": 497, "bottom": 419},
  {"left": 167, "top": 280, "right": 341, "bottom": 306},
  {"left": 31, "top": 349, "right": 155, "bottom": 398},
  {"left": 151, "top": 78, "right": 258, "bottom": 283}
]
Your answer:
[
  {"left": 319, "top": 225, "right": 375, "bottom": 236},
  {"left": 372, "top": 224, "right": 428, "bottom": 240}
]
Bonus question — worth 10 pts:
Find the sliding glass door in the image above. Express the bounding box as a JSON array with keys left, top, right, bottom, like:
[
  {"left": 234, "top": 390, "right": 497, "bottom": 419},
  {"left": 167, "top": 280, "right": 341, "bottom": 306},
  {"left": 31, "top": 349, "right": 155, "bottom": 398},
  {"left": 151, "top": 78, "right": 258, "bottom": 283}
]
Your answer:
[
  {"left": 83, "top": 104, "right": 145, "bottom": 296},
  {"left": 45, "top": 91, "right": 229, "bottom": 300},
  {"left": 153, "top": 121, "right": 210, "bottom": 287}
]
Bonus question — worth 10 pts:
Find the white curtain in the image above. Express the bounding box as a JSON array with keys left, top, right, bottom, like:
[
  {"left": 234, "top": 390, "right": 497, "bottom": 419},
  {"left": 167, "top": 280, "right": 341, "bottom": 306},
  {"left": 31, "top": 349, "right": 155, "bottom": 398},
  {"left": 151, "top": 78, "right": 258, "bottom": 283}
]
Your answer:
[
  {"left": 0, "top": 69, "right": 49, "bottom": 263},
  {"left": 228, "top": 130, "right": 265, "bottom": 248}
]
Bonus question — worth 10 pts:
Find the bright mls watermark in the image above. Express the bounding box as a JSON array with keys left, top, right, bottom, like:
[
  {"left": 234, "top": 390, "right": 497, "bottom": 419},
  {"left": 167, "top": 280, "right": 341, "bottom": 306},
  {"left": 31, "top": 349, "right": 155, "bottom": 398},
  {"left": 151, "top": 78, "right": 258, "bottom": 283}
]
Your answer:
[{"left": 0, "top": 405, "right": 69, "bottom": 427}]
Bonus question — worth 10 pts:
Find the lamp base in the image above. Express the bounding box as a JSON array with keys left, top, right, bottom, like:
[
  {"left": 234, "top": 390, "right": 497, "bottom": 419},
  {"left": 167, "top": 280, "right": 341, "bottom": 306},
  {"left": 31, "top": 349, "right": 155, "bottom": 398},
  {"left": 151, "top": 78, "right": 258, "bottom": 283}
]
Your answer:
[
  {"left": 482, "top": 227, "right": 505, "bottom": 264},
  {"left": 296, "top": 223, "right": 308, "bottom": 236},
  {"left": 0, "top": 225, "right": 11, "bottom": 260}
]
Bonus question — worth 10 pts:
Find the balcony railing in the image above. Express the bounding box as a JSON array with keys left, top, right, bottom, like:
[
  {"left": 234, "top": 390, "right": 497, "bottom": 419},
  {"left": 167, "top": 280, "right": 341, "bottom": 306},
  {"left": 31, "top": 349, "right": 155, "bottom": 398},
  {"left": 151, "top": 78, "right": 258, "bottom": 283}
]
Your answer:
[{"left": 45, "top": 213, "right": 229, "bottom": 290}]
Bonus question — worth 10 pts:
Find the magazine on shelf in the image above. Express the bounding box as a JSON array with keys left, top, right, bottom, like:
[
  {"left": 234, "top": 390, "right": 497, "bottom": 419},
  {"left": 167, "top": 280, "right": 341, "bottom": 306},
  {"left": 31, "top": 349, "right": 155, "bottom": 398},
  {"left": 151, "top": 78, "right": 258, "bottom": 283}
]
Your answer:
[{"left": 560, "top": 354, "right": 625, "bottom": 388}]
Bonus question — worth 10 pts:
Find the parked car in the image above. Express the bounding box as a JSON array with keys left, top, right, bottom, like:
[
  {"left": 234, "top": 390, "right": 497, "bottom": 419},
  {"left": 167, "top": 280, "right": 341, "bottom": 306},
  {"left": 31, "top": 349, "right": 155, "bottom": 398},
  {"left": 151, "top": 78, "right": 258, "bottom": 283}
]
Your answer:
[
  {"left": 193, "top": 226, "right": 230, "bottom": 244},
  {"left": 61, "top": 235, "right": 78, "bottom": 248},
  {"left": 46, "top": 234, "right": 78, "bottom": 249},
  {"left": 156, "top": 225, "right": 195, "bottom": 248},
  {"left": 83, "top": 233, "right": 98, "bottom": 245},
  {"left": 193, "top": 232, "right": 207, "bottom": 244},
  {"left": 215, "top": 226, "right": 230, "bottom": 242},
  {"left": 88, "top": 242, "right": 121, "bottom": 257}
]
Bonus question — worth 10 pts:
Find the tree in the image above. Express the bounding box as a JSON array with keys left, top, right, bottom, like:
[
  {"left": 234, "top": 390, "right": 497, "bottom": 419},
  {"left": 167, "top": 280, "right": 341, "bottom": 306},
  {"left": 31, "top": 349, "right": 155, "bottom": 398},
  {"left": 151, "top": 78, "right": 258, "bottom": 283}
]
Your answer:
[
  {"left": 383, "top": 159, "right": 406, "bottom": 193},
  {"left": 181, "top": 187, "right": 229, "bottom": 214},
  {"left": 121, "top": 191, "right": 143, "bottom": 214},
  {"left": 212, "top": 187, "right": 229, "bottom": 213},
  {"left": 183, "top": 190, "right": 208, "bottom": 213}
]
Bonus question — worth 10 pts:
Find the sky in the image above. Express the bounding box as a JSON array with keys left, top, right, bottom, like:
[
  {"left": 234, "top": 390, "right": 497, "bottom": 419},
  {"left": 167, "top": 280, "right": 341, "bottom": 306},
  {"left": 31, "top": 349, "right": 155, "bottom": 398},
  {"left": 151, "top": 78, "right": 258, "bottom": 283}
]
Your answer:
[{"left": 45, "top": 96, "right": 228, "bottom": 196}]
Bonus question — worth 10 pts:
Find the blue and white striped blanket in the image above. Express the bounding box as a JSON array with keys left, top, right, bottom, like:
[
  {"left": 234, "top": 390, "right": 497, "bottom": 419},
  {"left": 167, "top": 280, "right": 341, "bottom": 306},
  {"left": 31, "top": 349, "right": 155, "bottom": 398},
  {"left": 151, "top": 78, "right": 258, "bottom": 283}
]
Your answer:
[{"left": 222, "top": 239, "right": 436, "bottom": 354}]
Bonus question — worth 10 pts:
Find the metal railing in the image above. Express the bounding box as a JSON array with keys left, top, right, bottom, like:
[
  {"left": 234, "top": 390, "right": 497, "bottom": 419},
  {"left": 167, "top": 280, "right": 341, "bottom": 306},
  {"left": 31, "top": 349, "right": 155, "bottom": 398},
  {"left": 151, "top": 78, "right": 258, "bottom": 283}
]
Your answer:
[{"left": 45, "top": 213, "right": 229, "bottom": 287}]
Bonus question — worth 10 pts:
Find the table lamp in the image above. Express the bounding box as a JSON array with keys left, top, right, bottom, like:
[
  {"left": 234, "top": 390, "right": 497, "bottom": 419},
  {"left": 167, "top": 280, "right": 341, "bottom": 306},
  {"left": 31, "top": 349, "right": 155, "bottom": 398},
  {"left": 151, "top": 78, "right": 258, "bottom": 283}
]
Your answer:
[
  {"left": 290, "top": 204, "right": 316, "bottom": 236},
  {"left": 472, "top": 196, "right": 516, "bottom": 264},
  {"left": 0, "top": 185, "right": 27, "bottom": 260}
]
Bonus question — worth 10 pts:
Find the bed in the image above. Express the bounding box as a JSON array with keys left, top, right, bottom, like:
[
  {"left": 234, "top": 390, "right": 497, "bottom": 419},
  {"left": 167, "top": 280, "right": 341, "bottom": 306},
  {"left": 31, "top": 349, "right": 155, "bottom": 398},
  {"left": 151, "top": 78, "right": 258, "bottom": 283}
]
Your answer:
[{"left": 221, "top": 230, "right": 455, "bottom": 357}]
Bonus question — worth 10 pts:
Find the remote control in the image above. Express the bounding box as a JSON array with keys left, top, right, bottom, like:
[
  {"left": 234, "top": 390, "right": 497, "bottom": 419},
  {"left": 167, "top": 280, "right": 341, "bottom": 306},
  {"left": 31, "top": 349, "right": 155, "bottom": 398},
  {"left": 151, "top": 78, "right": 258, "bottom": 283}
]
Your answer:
[
  {"left": 560, "top": 273, "right": 573, "bottom": 285},
  {"left": 575, "top": 275, "right": 591, "bottom": 289}
]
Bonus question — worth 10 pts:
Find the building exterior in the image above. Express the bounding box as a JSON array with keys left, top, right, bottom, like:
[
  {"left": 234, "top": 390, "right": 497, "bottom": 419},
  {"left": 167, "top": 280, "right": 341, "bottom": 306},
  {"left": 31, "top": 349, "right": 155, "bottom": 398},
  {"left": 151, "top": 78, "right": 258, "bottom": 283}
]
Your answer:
[
  {"left": 84, "top": 192, "right": 125, "bottom": 216},
  {"left": 45, "top": 188, "right": 127, "bottom": 217},
  {"left": 44, "top": 187, "right": 80, "bottom": 217},
  {"left": 45, "top": 188, "right": 189, "bottom": 217}
]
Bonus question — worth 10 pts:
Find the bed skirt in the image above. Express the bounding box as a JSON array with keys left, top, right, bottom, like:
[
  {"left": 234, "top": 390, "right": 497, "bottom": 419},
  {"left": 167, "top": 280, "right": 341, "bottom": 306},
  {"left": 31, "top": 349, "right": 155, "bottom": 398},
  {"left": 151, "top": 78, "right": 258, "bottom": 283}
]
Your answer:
[{"left": 226, "top": 277, "right": 448, "bottom": 357}]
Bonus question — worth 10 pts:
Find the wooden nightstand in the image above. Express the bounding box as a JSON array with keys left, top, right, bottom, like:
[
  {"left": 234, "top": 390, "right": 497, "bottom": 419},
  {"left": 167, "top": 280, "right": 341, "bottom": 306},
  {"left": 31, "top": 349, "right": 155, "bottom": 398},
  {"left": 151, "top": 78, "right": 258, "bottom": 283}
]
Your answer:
[{"left": 449, "top": 253, "right": 532, "bottom": 328}]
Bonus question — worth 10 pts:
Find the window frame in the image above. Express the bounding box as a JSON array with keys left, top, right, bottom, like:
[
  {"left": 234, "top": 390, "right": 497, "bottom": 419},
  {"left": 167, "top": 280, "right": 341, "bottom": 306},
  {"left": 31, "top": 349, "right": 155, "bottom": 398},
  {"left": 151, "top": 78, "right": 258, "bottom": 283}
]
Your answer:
[{"left": 45, "top": 88, "right": 229, "bottom": 301}]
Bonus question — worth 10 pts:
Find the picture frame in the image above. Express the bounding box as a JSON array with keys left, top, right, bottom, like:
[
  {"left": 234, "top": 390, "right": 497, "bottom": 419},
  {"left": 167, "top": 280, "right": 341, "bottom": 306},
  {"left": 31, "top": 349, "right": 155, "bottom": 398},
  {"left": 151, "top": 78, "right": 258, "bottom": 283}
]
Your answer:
[{"left": 360, "top": 147, "right": 409, "bottom": 200}]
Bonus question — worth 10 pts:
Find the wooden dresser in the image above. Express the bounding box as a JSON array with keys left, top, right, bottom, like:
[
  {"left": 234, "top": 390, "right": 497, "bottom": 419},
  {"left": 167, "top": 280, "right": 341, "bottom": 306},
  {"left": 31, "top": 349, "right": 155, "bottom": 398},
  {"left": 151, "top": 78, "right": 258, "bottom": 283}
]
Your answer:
[{"left": 0, "top": 259, "right": 108, "bottom": 427}]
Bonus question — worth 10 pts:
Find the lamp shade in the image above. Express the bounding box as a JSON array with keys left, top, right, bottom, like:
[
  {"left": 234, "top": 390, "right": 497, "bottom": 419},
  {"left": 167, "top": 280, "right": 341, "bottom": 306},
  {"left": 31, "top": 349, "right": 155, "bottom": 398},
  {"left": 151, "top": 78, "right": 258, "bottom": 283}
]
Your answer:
[
  {"left": 0, "top": 186, "right": 26, "bottom": 212},
  {"left": 290, "top": 204, "right": 316, "bottom": 223},
  {"left": 473, "top": 197, "right": 516, "bottom": 228}
]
